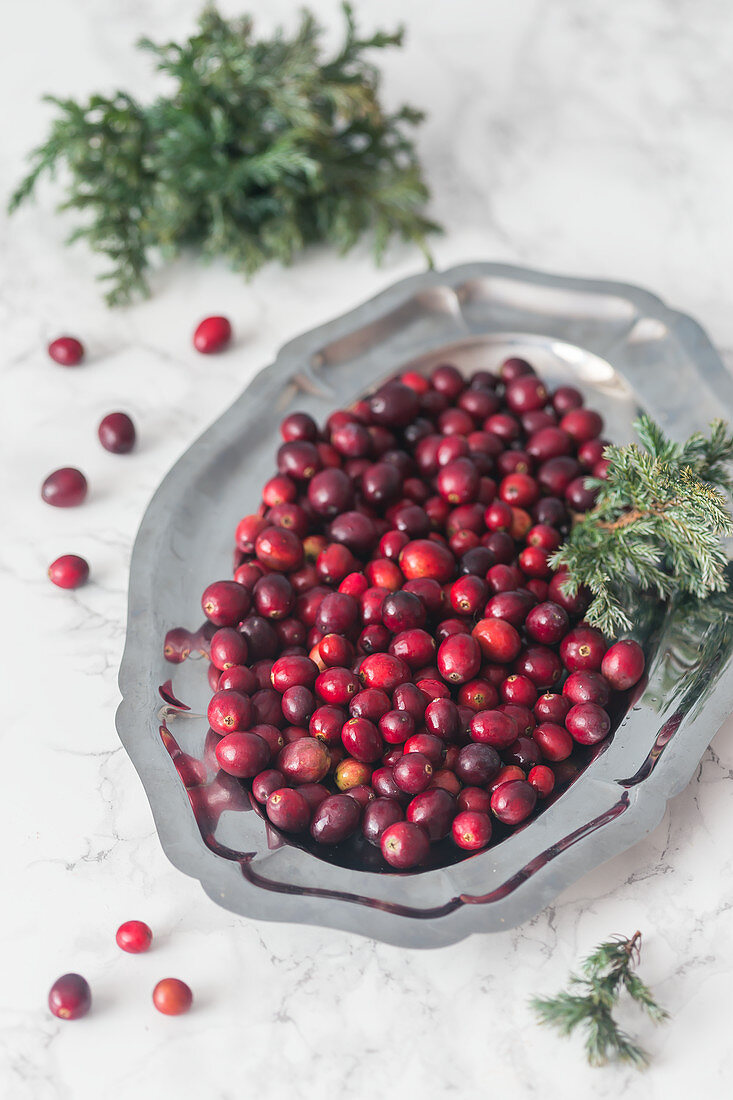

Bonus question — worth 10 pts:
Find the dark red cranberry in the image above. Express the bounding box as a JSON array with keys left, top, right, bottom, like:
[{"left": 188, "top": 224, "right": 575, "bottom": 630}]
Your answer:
[
  {"left": 389, "top": 629, "right": 436, "bottom": 670},
  {"left": 307, "top": 468, "right": 352, "bottom": 517},
  {"left": 255, "top": 526, "right": 304, "bottom": 572},
  {"left": 48, "top": 554, "right": 89, "bottom": 589},
  {"left": 515, "top": 646, "right": 562, "bottom": 690},
  {"left": 490, "top": 779, "right": 537, "bottom": 824},
  {"left": 381, "top": 590, "right": 426, "bottom": 632},
  {"left": 565, "top": 476, "right": 598, "bottom": 512},
  {"left": 503, "top": 735, "right": 542, "bottom": 770},
  {"left": 362, "top": 462, "right": 403, "bottom": 507},
  {"left": 277, "top": 440, "right": 321, "bottom": 481},
  {"left": 210, "top": 627, "right": 248, "bottom": 670},
  {"left": 534, "top": 693, "right": 571, "bottom": 724},
  {"left": 470, "top": 709, "right": 518, "bottom": 749},
  {"left": 207, "top": 690, "right": 251, "bottom": 734},
  {"left": 484, "top": 412, "right": 520, "bottom": 443},
  {"left": 393, "top": 752, "right": 434, "bottom": 794},
  {"left": 48, "top": 973, "right": 91, "bottom": 1020},
  {"left": 407, "top": 787, "right": 455, "bottom": 840},
  {"left": 98, "top": 411, "right": 136, "bottom": 454},
  {"left": 563, "top": 671, "right": 611, "bottom": 706},
  {"left": 560, "top": 625, "right": 606, "bottom": 672},
  {"left": 525, "top": 601, "right": 569, "bottom": 645},
  {"left": 41, "top": 467, "right": 88, "bottom": 507},
  {"left": 348, "top": 689, "right": 389, "bottom": 723},
  {"left": 280, "top": 685, "right": 315, "bottom": 725},
  {"left": 316, "top": 666, "right": 360, "bottom": 705},
  {"left": 251, "top": 688, "right": 284, "bottom": 727},
  {"left": 116, "top": 920, "right": 153, "bottom": 954},
  {"left": 379, "top": 709, "right": 415, "bottom": 744},
  {"left": 253, "top": 574, "right": 294, "bottom": 621},
  {"left": 329, "top": 510, "right": 378, "bottom": 554},
  {"left": 251, "top": 725, "right": 285, "bottom": 756},
  {"left": 369, "top": 382, "right": 420, "bottom": 427},
  {"left": 240, "top": 615, "right": 279, "bottom": 660},
  {"left": 48, "top": 336, "right": 84, "bottom": 366},
  {"left": 280, "top": 411, "right": 318, "bottom": 442},
  {"left": 331, "top": 420, "right": 372, "bottom": 457},
  {"left": 279, "top": 737, "right": 330, "bottom": 784},
  {"left": 403, "top": 733, "right": 445, "bottom": 766},
  {"left": 451, "top": 810, "right": 492, "bottom": 850},
  {"left": 436, "top": 633, "right": 481, "bottom": 684},
  {"left": 310, "top": 794, "right": 361, "bottom": 844},
  {"left": 309, "top": 705, "right": 345, "bottom": 747},
  {"left": 267, "top": 788, "right": 311, "bottom": 832},
  {"left": 153, "top": 978, "right": 193, "bottom": 1016},
  {"left": 537, "top": 456, "right": 580, "bottom": 496},
  {"left": 252, "top": 769, "right": 286, "bottom": 803},
  {"left": 343, "top": 783, "right": 375, "bottom": 808},
  {"left": 565, "top": 702, "right": 611, "bottom": 745},
  {"left": 505, "top": 375, "right": 548, "bottom": 414},
  {"left": 381, "top": 821, "right": 430, "bottom": 868},
  {"left": 270, "top": 654, "right": 318, "bottom": 692},
  {"left": 297, "top": 783, "right": 331, "bottom": 811},
  {"left": 560, "top": 408, "right": 603, "bottom": 442},
  {"left": 533, "top": 722, "right": 573, "bottom": 761},
  {"left": 533, "top": 497, "right": 569, "bottom": 528},
  {"left": 548, "top": 572, "right": 591, "bottom": 617},
  {"left": 215, "top": 731, "right": 270, "bottom": 777},
  {"left": 551, "top": 386, "right": 583, "bottom": 415},
  {"left": 456, "top": 788, "right": 491, "bottom": 814},
  {"left": 483, "top": 591, "right": 533, "bottom": 629},
  {"left": 422, "top": 697, "right": 459, "bottom": 742},
  {"left": 201, "top": 580, "right": 250, "bottom": 626},
  {"left": 455, "top": 743, "right": 501, "bottom": 785},
  {"left": 193, "top": 315, "right": 231, "bottom": 353},
  {"left": 341, "top": 717, "right": 383, "bottom": 763},
  {"left": 500, "top": 356, "right": 535, "bottom": 382},
  {"left": 601, "top": 639, "right": 645, "bottom": 689},
  {"left": 362, "top": 798, "right": 404, "bottom": 846}
]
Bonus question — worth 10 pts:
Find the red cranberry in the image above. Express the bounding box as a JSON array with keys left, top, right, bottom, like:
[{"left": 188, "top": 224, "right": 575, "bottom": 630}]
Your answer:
[
  {"left": 500, "top": 674, "right": 538, "bottom": 708},
  {"left": 497, "top": 703, "right": 535, "bottom": 736},
  {"left": 267, "top": 788, "right": 311, "bottom": 832},
  {"left": 252, "top": 769, "right": 285, "bottom": 803},
  {"left": 501, "top": 356, "right": 534, "bottom": 382},
  {"left": 116, "top": 920, "right": 153, "bottom": 954},
  {"left": 525, "top": 601, "right": 569, "bottom": 645},
  {"left": 452, "top": 810, "right": 492, "bottom": 850},
  {"left": 560, "top": 408, "right": 603, "bottom": 442},
  {"left": 209, "top": 628, "right": 248, "bottom": 671},
  {"left": 381, "top": 821, "right": 430, "bottom": 868},
  {"left": 335, "top": 759, "right": 373, "bottom": 791},
  {"left": 98, "top": 412, "right": 136, "bottom": 454},
  {"left": 308, "top": 705, "right": 345, "bottom": 747},
  {"left": 359, "top": 653, "right": 410, "bottom": 693},
  {"left": 560, "top": 625, "right": 606, "bottom": 672},
  {"left": 403, "top": 732, "right": 445, "bottom": 765},
  {"left": 528, "top": 765, "right": 555, "bottom": 798},
  {"left": 255, "top": 526, "right": 304, "bottom": 572},
  {"left": 526, "top": 426, "right": 572, "bottom": 461},
  {"left": 279, "top": 737, "right": 330, "bottom": 783},
  {"left": 563, "top": 671, "right": 611, "bottom": 706},
  {"left": 381, "top": 590, "right": 426, "bottom": 632},
  {"left": 399, "top": 539, "right": 455, "bottom": 583},
  {"left": 407, "top": 787, "right": 455, "bottom": 840},
  {"left": 193, "top": 315, "right": 231, "bottom": 353},
  {"left": 48, "top": 973, "right": 91, "bottom": 1020},
  {"left": 490, "top": 779, "right": 537, "bottom": 824},
  {"left": 548, "top": 572, "right": 591, "bottom": 617},
  {"left": 48, "top": 554, "right": 89, "bottom": 589},
  {"left": 270, "top": 654, "right": 318, "bottom": 692},
  {"left": 48, "top": 336, "right": 84, "bottom": 366},
  {"left": 297, "top": 783, "right": 331, "bottom": 811},
  {"left": 503, "top": 735, "right": 542, "bottom": 770},
  {"left": 488, "top": 765, "right": 525, "bottom": 793},
  {"left": 552, "top": 386, "right": 583, "bottom": 414},
  {"left": 280, "top": 412, "right": 318, "bottom": 442},
  {"left": 534, "top": 693, "right": 571, "bottom": 724},
  {"left": 329, "top": 511, "right": 378, "bottom": 554},
  {"left": 565, "top": 702, "right": 611, "bottom": 745},
  {"left": 379, "top": 709, "right": 414, "bottom": 744},
  {"left": 565, "top": 476, "right": 598, "bottom": 512},
  {"left": 472, "top": 619, "right": 522, "bottom": 663},
  {"left": 362, "top": 798, "right": 404, "bottom": 845},
  {"left": 202, "top": 580, "right": 250, "bottom": 626},
  {"left": 41, "top": 467, "right": 88, "bottom": 508},
  {"left": 207, "top": 689, "right": 251, "bottom": 734},
  {"left": 436, "top": 633, "right": 481, "bottom": 685},
  {"left": 310, "top": 794, "right": 361, "bottom": 844},
  {"left": 537, "top": 456, "right": 580, "bottom": 496},
  {"left": 484, "top": 590, "right": 535, "bottom": 628},
  {"left": 341, "top": 717, "right": 383, "bottom": 762},
  {"left": 533, "top": 722, "right": 573, "bottom": 761},
  {"left": 470, "top": 709, "right": 517, "bottom": 749},
  {"left": 457, "top": 787, "right": 491, "bottom": 813},
  {"left": 601, "top": 639, "right": 645, "bottom": 690},
  {"left": 215, "top": 731, "right": 270, "bottom": 777},
  {"left": 316, "top": 666, "right": 360, "bottom": 704},
  {"left": 369, "top": 382, "right": 420, "bottom": 427},
  {"left": 393, "top": 752, "right": 434, "bottom": 794},
  {"left": 515, "top": 646, "right": 562, "bottom": 689},
  {"left": 241, "top": 616, "right": 279, "bottom": 660},
  {"left": 153, "top": 978, "right": 193, "bottom": 1015},
  {"left": 455, "top": 743, "right": 501, "bottom": 785}
]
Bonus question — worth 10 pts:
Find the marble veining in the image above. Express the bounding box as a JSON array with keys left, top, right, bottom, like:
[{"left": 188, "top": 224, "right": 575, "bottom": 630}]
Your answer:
[{"left": 2, "top": 1, "right": 733, "bottom": 1097}]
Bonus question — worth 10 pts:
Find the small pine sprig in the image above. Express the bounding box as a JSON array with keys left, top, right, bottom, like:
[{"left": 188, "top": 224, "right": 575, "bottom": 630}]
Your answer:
[
  {"left": 531, "top": 931, "right": 669, "bottom": 1068},
  {"left": 551, "top": 415, "right": 733, "bottom": 636},
  {"left": 9, "top": 4, "right": 440, "bottom": 305}
]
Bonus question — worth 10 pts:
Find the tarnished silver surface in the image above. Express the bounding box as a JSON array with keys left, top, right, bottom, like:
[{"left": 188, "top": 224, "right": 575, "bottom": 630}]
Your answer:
[{"left": 116, "top": 263, "right": 733, "bottom": 946}]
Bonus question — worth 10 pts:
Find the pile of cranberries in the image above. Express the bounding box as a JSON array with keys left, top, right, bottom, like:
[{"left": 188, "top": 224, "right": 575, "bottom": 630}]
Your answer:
[{"left": 169, "top": 356, "right": 645, "bottom": 872}]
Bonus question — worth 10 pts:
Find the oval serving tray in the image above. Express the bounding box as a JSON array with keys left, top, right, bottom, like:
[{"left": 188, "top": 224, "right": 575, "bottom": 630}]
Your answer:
[{"left": 116, "top": 262, "right": 733, "bottom": 947}]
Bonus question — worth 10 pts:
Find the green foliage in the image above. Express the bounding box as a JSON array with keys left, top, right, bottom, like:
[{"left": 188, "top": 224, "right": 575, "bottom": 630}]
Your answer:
[
  {"left": 531, "top": 932, "right": 669, "bottom": 1068},
  {"left": 551, "top": 414, "right": 733, "bottom": 636},
  {"left": 9, "top": 4, "right": 440, "bottom": 305}
]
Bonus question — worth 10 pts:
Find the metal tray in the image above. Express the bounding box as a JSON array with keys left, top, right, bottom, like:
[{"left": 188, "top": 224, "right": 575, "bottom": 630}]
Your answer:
[{"left": 116, "top": 262, "right": 733, "bottom": 947}]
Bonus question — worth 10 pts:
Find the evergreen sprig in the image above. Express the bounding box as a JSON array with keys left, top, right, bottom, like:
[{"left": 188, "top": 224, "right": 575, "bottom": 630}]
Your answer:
[
  {"left": 9, "top": 4, "right": 440, "bottom": 305},
  {"left": 531, "top": 932, "right": 669, "bottom": 1068},
  {"left": 551, "top": 415, "right": 733, "bottom": 636}
]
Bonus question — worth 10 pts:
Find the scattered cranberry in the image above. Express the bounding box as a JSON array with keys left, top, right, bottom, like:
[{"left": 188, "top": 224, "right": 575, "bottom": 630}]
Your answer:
[
  {"left": 152, "top": 978, "right": 193, "bottom": 1015},
  {"left": 193, "top": 315, "right": 232, "bottom": 354},
  {"left": 48, "top": 973, "right": 91, "bottom": 1020},
  {"left": 98, "top": 412, "right": 136, "bottom": 454},
  {"left": 41, "top": 467, "right": 88, "bottom": 508},
  {"left": 116, "top": 920, "right": 153, "bottom": 954},
  {"left": 48, "top": 554, "right": 89, "bottom": 589},
  {"left": 48, "top": 336, "right": 84, "bottom": 366}
]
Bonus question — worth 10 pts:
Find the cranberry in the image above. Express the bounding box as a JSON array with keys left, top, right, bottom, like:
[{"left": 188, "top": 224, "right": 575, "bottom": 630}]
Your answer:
[
  {"left": 456, "top": 788, "right": 490, "bottom": 814},
  {"left": 560, "top": 407, "right": 603, "bottom": 442},
  {"left": 552, "top": 386, "right": 583, "bottom": 414},
  {"left": 369, "top": 382, "right": 420, "bottom": 427},
  {"left": 48, "top": 335, "right": 84, "bottom": 366},
  {"left": 565, "top": 476, "right": 598, "bottom": 512},
  {"left": 484, "top": 590, "right": 534, "bottom": 628},
  {"left": 215, "top": 731, "right": 270, "bottom": 777},
  {"left": 48, "top": 554, "right": 89, "bottom": 589},
  {"left": 341, "top": 717, "right": 383, "bottom": 762},
  {"left": 560, "top": 625, "right": 606, "bottom": 672},
  {"left": 393, "top": 752, "right": 434, "bottom": 794},
  {"left": 533, "top": 722, "right": 573, "bottom": 761},
  {"left": 310, "top": 794, "right": 361, "bottom": 844},
  {"left": 48, "top": 973, "right": 91, "bottom": 1020},
  {"left": 452, "top": 810, "right": 492, "bottom": 850},
  {"left": 472, "top": 619, "right": 522, "bottom": 663},
  {"left": 381, "top": 590, "right": 426, "bottom": 632},
  {"left": 207, "top": 689, "right": 251, "bottom": 734},
  {"left": 98, "top": 412, "right": 136, "bottom": 454},
  {"left": 407, "top": 787, "right": 455, "bottom": 840},
  {"left": 308, "top": 705, "right": 345, "bottom": 747},
  {"left": 490, "top": 779, "right": 537, "bottom": 824},
  {"left": 548, "top": 572, "right": 591, "bottom": 617},
  {"left": 267, "top": 788, "right": 311, "bottom": 832},
  {"left": 399, "top": 539, "right": 455, "bottom": 583},
  {"left": 116, "top": 920, "right": 153, "bottom": 953},
  {"left": 329, "top": 511, "right": 378, "bottom": 554},
  {"left": 280, "top": 412, "right": 318, "bottom": 442},
  {"left": 436, "top": 633, "right": 481, "bottom": 685},
  {"left": 316, "top": 666, "right": 360, "bottom": 704},
  {"left": 503, "top": 735, "right": 542, "bottom": 770},
  {"left": 240, "top": 616, "right": 279, "bottom": 661},
  {"left": 515, "top": 646, "right": 562, "bottom": 689},
  {"left": 349, "top": 688, "right": 391, "bottom": 722},
  {"left": 423, "top": 697, "right": 460, "bottom": 741},
  {"left": 252, "top": 769, "right": 285, "bottom": 803},
  {"left": 255, "top": 526, "right": 304, "bottom": 572},
  {"left": 41, "top": 467, "right": 88, "bottom": 508},
  {"left": 403, "top": 732, "right": 445, "bottom": 765},
  {"left": 210, "top": 627, "right": 248, "bottom": 671},
  {"left": 297, "top": 783, "right": 331, "bottom": 811},
  {"left": 470, "top": 709, "right": 517, "bottom": 749},
  {"left": 524, "top": 601, "right": 569, "bottom": 645},
  {"left": 153, "top": 978, "right": 193, "bottom": 1015},
  {"left": 534, "top": 693, "right": 571, "bottom": 724},
  {"left": 359, "top": 653, "right": 410, "bottom": 693},
  {"left": 455, "top": 743, "right": 501, "bottom": 785},
  {"left": 601, "top": 639, "right": 645, "bottom": 689},
  {"left": 381, "top": 821, "right": 430, "bottom": 868},
  {"left": 563, "top": 671, "right": 611, "bottom": 706},
  {"left": 335, "top": 759, "right": 372, "bottom": 791},
  {"left": 279, "top": 737, "right": 330, "bottom": 783},
  {"left": 528, "top": 765, "right": 555, "bottom": 798},
  {"left": 202, "top": 580, "right": 250, "bottom": 626},
  {"left": 193, "top": 315, "right": 231, "bottom": 353},
  {"left": 500, "top": 674, "right": 538, "bottom": 708},
  {"left": 379, "top": 709, "right": 414, "bottom": 744},
  {"left": 362, "top": 798, "right": 403, "bottom": 845},
  {"left": 565, "top": 702, "right": 611, "bottom": 745}
]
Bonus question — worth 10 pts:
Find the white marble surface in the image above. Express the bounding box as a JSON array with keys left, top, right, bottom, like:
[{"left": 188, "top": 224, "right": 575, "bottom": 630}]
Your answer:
[{"left": 3, "top": 0, "right": 733, "bottom": 1096}]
